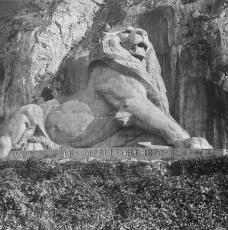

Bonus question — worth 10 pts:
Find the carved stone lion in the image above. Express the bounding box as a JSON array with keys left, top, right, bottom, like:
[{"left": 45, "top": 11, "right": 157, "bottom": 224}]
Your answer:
[{"left": 0, "top": 27, "right": 212, "bottom": 158}]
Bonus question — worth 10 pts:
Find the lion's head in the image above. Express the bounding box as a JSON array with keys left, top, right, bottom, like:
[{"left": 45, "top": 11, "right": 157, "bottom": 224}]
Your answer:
[
  {"left": 116, "top": 26, "right": 152, "bottom": 61},
  {"left": 90, "top": 26, "right": 153, "bottom": 65},
  {"left": 89, "top": 26, "right": 168, "bottom": 114}
]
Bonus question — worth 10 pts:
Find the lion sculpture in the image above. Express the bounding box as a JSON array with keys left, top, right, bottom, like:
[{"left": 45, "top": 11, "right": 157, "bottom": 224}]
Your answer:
[{"left": 0, "top": 27, "right": 212, "bottom": 158}]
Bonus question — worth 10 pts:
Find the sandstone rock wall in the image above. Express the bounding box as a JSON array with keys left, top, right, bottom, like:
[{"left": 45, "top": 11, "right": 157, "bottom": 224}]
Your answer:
[
  {"left": 0, "top": 0, "right": 104, "bottom": 118},
  {"left": 1, "top": 0, "right": 228, "bottom": 148}
]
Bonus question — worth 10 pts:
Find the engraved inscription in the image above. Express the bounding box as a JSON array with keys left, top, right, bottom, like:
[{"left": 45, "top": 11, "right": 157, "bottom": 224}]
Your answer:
[{"left": 6, "top": 148, "right": 226, "bottom": 162}]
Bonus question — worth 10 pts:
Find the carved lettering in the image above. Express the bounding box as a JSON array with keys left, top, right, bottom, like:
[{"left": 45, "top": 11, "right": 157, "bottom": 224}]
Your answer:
[{"left": 5, "top": 148, "right": 224, "bottom": 162}]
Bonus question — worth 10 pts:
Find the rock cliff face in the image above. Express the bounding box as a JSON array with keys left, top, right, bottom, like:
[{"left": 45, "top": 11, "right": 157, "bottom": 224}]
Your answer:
[
  {"left": 0, "top": 0, "right": 104, "bottom": 117},
  {"left": 1, "top": 0, "right": 228, "bottom": 148}
]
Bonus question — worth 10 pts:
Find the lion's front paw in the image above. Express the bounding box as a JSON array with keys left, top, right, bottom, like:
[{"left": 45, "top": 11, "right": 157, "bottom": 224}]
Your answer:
[
  {"left": 174, "top": 137, "right": 213, "bottom": 149},
  {"left": 115, "top": 110, "right": 132, "bottom": 126}
]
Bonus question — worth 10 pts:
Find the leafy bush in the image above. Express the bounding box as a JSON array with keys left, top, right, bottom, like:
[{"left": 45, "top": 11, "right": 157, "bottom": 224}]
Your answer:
[{"left": 0, "top": 158, "right": 228, "bottom": 229}]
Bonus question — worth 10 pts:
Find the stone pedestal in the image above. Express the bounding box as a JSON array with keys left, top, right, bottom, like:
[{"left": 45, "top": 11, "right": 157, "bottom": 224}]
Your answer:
[{"left": 5, "top": 148, "right": 228, "bottom": 162}]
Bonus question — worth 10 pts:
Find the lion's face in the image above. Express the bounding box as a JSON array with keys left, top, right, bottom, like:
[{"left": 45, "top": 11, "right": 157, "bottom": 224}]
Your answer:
[{"left": 117, "top": 27, "right": 151, "bottom": 61}]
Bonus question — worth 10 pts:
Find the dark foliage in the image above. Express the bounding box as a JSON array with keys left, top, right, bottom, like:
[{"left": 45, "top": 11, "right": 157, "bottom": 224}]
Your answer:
[
  {"left": 181, "top": 0, "right": 198, "bottom": 4},
  {"left": 0, "top": 158, "right": 228, "bottom": 229}
]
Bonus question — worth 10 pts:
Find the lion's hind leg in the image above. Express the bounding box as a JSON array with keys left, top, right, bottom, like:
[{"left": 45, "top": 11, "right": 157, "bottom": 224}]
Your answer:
[
  {"left": 0, "top": 113, "right": 29, "bottom": 158},
  {"left": 18, "top": 104, "right": 60, "bottom": 149},
  {"left": 0, "top": 104, "right": 60, "bottom": 158},
  {"left": 0, "top": 136, "right": 12, "bottom": 158}
]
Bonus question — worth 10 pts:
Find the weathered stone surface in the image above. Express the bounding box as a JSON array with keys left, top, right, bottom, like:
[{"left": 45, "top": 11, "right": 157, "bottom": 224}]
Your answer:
[
  {"left": 0, "top": 26, "right": 213, "bottom": 158},
  {"left": 1, "top": 0, "right": 228, "bottom": 149},
  {"left": 0, "top": 0, "right": 29, "bottom": 20},
  {"left": 60, "top": 2, "right": 212, "bottom": 148},
  {"left": 5, "top": 148, "right": 228, "bottom": 162},
  {"left": 0, "top": 0, "right": 104, "bottom": 118}
]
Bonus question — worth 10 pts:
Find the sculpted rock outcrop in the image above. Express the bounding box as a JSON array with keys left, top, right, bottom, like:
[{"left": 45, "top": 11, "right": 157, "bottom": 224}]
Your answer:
[
  {"left": 0, "top": 0, "right": 104, "bottom": 119},
  {"left": 1, "top": 0, "right": 228, "bottom": 151},
  {"left": 0, "top": 27, "right": 212, "bottom": 158}
]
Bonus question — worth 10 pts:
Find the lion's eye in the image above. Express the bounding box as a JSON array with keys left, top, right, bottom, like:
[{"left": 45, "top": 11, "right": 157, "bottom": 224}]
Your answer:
[
  {"left": 136, "top": 30, "right": 148, "bottom": 37},
  {"left": 136, "top": 31, "right": 142, "bottom": 35}
]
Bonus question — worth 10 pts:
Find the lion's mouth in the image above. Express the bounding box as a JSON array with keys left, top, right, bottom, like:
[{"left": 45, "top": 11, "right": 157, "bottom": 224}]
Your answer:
[{"left": 130, "top": 42, "right": 148, "bottom": 61}]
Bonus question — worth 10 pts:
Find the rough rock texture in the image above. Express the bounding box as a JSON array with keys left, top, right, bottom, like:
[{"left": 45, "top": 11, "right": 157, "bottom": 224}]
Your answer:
[
  {"left": 1, "top": 0, "right": 228, "bottom": 148},
  {"left": 0, "top": 1, "right": 28, "bottom": 21},
  {"left": 0, "top": 0, "right": 104, "bottom": 118}
]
